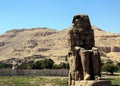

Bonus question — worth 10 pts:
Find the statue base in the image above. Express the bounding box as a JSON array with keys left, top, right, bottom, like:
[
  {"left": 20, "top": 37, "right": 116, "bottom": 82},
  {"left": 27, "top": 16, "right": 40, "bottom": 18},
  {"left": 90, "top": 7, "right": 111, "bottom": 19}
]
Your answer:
[{"left": 74, "top": 80, "right": 111, "bottom": 86}]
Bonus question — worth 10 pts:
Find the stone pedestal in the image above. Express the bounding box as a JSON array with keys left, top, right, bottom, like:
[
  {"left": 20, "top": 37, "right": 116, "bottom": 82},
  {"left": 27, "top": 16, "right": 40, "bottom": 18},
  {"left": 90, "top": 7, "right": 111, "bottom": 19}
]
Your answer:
[{"left": 75, "top": 80, "right": 111, "bottom": 86}]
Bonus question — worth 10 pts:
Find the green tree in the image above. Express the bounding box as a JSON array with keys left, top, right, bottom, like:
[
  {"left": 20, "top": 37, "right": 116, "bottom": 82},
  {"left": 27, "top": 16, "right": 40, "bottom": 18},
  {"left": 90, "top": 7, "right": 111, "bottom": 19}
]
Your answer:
[
  {"left": 0, "top": 62, "right": 12, "bottom": 69},
  {"left": 102, "top": 62, "right": 119, "bottom": 75},
  {"left": 53, "top": 64, "right": 61, "bottom": 69},
  {"left": 53, "top": 62, "right": 69, "bottom": 69},
  {"left": 0, "top": 62, "right": 4, "bottom": 69},
  {"left": 44, "top": 59, "right": 54, "bottom": 69},
  {"left": 32, "top": 59, "right": 54, "bottom": 69},
  {"left": 32, "top": 60, "right": 44, "bottom": 69},
  {"left": 17, "top": 61, "right": 33, "bottom": 69},
  {"left": 106, "top": 60, "right": 113, "bottom": 64},
  {"left": 116, "top": 62, "right": 120, "bottom": 68}
]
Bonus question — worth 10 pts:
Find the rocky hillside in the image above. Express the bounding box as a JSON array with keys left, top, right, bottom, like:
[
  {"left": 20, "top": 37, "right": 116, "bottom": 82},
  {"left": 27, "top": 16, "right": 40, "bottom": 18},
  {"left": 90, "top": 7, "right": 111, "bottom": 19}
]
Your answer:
[
  {"left": 93, "top": 26, "right": 120, "bottom": 62},
  {"left": 0, "top": 26, "right": 120, "bottom": 62}
]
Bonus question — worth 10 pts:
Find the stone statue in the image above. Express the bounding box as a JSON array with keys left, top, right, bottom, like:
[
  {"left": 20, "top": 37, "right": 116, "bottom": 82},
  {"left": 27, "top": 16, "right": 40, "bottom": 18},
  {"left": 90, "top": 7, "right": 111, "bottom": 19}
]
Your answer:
[{"left": 68, "top": 14, "right": 101, "bottom": 86}]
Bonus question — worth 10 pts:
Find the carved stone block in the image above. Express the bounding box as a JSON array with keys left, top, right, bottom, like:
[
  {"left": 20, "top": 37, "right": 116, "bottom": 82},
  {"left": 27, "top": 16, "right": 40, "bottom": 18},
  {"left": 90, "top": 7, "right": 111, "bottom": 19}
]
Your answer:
[{"left": 75, "top": 80, "right": 111, "bottom": 86}]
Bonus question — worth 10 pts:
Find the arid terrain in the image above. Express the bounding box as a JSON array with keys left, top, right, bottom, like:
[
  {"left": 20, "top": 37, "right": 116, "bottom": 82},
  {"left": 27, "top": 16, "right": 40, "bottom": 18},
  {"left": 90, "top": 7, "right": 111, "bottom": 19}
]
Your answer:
[{"left": 0, "top": 26, "right": 120, "bottom": 63}]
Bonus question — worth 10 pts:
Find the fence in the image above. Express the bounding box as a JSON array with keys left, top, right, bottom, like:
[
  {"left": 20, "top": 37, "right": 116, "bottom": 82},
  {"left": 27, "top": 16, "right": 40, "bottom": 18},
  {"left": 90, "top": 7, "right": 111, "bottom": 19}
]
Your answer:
[{"left": 0, "top": 69, "right": 69, "bottom": 76}]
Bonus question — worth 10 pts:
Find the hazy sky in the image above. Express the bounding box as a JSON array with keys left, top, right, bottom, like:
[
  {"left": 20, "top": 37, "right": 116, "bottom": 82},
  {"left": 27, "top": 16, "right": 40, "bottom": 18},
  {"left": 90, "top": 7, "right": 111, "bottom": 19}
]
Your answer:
[{"left": 0, "top": 0, "right": 120, "bottom": 34}]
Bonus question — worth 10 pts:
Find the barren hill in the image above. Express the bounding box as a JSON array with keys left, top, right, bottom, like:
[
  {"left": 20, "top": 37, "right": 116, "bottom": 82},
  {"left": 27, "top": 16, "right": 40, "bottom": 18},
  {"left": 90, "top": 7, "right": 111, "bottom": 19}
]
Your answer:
[{"left": 0, "top": 26, "right": 120, "bottom": 62}]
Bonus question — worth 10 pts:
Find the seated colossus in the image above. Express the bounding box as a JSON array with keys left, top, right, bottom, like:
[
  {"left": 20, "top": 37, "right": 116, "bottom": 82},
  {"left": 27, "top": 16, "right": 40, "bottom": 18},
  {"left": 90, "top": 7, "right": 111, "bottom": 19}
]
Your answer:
[{"left": 68, "top": 14, "right": 101, "bottom": 85}]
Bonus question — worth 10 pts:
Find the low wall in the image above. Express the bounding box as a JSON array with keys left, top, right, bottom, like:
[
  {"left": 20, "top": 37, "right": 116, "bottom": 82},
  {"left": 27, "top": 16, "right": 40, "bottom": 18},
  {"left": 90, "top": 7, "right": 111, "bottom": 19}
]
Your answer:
[{"left": 0, "top": 69, "right": 69, "bottom": 76}]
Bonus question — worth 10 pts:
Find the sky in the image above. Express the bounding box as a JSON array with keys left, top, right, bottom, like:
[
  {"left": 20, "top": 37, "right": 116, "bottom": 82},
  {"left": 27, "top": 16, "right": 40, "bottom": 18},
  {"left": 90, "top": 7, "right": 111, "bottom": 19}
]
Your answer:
[{"left": 0, "top": 0, "right": 120, "bottom": 34}]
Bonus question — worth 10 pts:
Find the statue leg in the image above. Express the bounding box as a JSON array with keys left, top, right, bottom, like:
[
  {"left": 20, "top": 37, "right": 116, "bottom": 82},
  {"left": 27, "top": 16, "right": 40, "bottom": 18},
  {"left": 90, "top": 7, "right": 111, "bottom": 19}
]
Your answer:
[
  {"left": 74, "top": 50, "right": 84, "bottom": 80},
  {"left": 80, "top": 50, "right": 90, "bottom": 80},
  {"left": 69, "top": 72, "right": 72, "bottom": 86},
  {"left": 92, "top": 48, "right": 101, "bottom": 79}
]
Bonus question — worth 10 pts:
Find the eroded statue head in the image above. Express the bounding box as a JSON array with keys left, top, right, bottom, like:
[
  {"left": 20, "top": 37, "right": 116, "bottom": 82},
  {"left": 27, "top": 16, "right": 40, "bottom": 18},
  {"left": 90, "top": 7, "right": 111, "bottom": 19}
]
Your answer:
[{"left": 72, "top": 14, "right": 91, "bottom": 29}]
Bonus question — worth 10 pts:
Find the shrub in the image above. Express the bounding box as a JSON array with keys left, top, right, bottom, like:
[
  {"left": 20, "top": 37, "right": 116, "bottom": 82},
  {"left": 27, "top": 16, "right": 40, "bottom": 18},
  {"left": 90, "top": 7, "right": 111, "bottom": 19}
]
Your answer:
[
  {"left": 32, "top": 59, "right": 54, "bottom": 69},
  {"left": 102, "top": 61, "right": 119, "bottom": 74}
]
